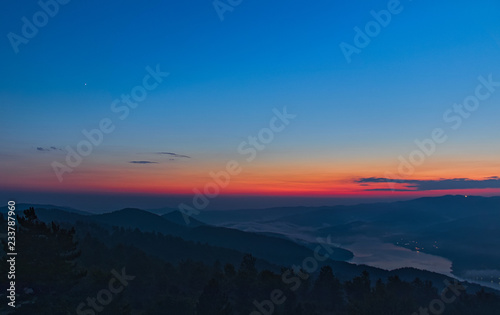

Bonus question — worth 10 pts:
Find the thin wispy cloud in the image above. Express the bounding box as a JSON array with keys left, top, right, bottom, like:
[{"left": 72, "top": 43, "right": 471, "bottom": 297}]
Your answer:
[
  {"left": 156, "top": 152, "right": 191, "bottom": 159},
  {"left": 356, "top": 177, "right": 500, "bottom": 191},
  {"left": 36, "top": 146, "right": 62, "bottom": 152},
  {"left": 129, "top": 161, "right": 158, "bottom": 164}
]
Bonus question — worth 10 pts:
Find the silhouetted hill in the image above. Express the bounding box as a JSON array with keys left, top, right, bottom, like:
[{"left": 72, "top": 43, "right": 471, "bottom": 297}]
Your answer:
[
  {"left": 91, "top": 208, "right": 187, "bottom": 236},
  {"left": 0, "top": 203, "right": 90, "bottom": 216},
  {"left": 187, "top": 225, "right": 353, "bottom": 266},
  {"left": 5, "top": 208, "right": 498, "bottom": 314},
  {"left": 32, "top": 208, "right": 89, "bottom": 224},
  {"left": 197, "top": 206, "right": 319, "bottom": 225},
  {"left": 91, "top": 209, "right": 355, "bottom": 267},
  {"left": 20, "top": 206, "right": 354, "bottom": 269},
  {"left": 269, "top": 195, "right": 500, "bottom": 287},
  {"left": 162, "top": 211, "right": 206, "bottom": 227},
  {"left": 10, "top": 197, "right": 500, "bottom": 294},
  {"left": 145, "top": 206, "right": 178, "bottom": 215},
  {"left": 278, "top": 195, "right": 500, "bottom": 229}
]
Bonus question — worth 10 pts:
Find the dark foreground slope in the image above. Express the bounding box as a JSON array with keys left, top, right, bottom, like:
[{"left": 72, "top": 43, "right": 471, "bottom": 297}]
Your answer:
[{"left": 1, "top": 207, "right": 500, "bottom": 315}]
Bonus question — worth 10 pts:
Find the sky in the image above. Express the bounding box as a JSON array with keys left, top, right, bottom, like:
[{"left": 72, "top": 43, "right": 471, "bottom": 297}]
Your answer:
[{"left": 1, "top": 0, "right": 500, "bottom": 211}]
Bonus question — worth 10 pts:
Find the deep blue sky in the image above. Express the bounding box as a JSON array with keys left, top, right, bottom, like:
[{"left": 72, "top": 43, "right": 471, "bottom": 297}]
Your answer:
[{"left": 1, "top": 0, "right": 500, "bottom": 210}]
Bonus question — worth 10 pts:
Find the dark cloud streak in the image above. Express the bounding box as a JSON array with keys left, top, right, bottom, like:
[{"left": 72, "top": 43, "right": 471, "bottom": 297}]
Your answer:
[
  {"left": 156, "top": 152, "right": 191, "bottom": 159},
  {"left": 357, "top": 177, "right": 500, "bottom": 191},
  {"left": 36, "top": 146, "right": 62, "bottom": 152},
  {"left": 129, "top": 161, "right": 158, "bottom": 164}
]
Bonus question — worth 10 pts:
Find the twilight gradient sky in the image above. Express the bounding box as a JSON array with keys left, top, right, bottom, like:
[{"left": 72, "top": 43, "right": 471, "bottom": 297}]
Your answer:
[{"left": 1, "top": 0, "right": 500, "bottom": 210}]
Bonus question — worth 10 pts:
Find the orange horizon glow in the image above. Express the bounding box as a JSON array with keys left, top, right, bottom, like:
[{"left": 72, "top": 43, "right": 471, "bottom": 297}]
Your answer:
[
  {"left": 3, "top": 150, "right": 499, "bottom": 199},
  {"left": 5, "top": 178, "right": 500, "bottom": 199}
]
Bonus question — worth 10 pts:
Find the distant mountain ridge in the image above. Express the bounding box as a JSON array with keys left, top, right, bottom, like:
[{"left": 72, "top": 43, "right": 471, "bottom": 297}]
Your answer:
[
  {"left": 6, "top": 205, "right": 352, "bottom": 268},
  {"left": 3, "top": 196, "right": 499, "bottom": 294},
  {"left": 162, "top": 211, "right": 206, "bottom": 227},
  {"left": 0, "top": 203, "right": 91, "bottom": 216}
]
